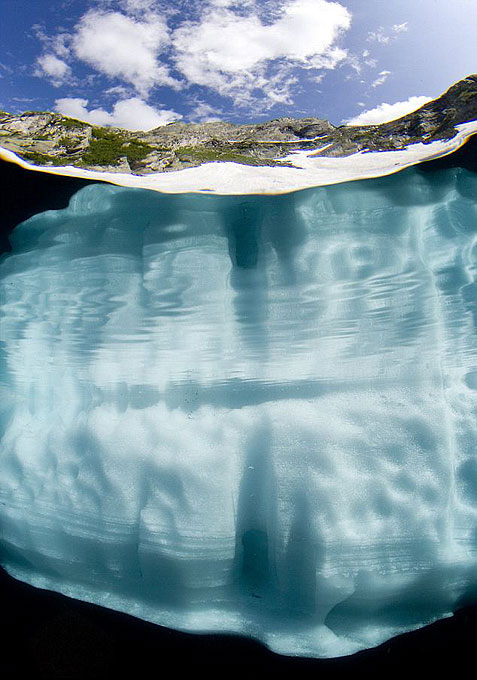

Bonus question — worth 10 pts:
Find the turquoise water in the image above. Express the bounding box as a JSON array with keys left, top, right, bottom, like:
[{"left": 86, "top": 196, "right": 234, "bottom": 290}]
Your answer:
[{"left": 0, "top": 164, "right": 476, "bottom": 657}]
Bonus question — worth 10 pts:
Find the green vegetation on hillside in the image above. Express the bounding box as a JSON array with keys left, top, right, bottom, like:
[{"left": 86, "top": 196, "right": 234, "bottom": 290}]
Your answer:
[
  {"left": 22, "top": 151, "right": 72, "bottom": 165},
  {"left": 58, "top": 116, "right": 89, "bottom": 130},
  {"left": 81, "top": 128, "right": 153, "bottom": 166}
]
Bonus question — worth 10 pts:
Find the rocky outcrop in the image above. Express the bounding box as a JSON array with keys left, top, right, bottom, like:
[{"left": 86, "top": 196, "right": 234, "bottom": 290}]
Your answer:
[
  {"left": 0, "top": 75, "right": 476, "bottom": 174},
  {"left": 314, "top": 74, "right": 477, "bottom": 157}
]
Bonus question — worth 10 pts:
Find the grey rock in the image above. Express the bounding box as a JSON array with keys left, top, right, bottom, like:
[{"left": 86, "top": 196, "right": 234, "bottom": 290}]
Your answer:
[{"left": 0, "top": 75, "right": 475, "bottom": 174}]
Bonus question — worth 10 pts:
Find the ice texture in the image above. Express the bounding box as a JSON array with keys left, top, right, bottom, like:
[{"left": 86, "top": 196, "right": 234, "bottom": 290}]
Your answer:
[{"left": 1, "top": 165, "right": 476, "bottom": 658}]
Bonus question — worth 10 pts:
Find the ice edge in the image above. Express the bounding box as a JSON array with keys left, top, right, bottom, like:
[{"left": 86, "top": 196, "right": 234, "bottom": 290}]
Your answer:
[{"left": 1, "top": 121, "right": 476, "bottom": 196}]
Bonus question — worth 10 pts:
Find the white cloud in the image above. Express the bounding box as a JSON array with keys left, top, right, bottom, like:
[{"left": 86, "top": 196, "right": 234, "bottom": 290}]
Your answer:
[
  {"left": 367, "top": 28, "right": 390, "bottom": 45},
  {"left": 0, "top": 62, "right": 13, "bottom": 75},
  {"left": 392, "top": 22, "right": 408, "bottom": 33},
  {"left": 72, "top": 10, "right": 179, "bottom": 96},
  {"left": 367, "top": 21, "right": 409, "bottom": 45},
  {"left": 32, "top": 1, "right": 352, "bottom": 113},
  {"left": 32, "top": 24, "right": 71, "bottom": 59},
  {"left": 372, "top": 69, "right": 391, "bottom": 88},
  {"left": 346, "top": 96, "right": 433, "bottom": 125},
  {"left": 34, "top": 54, "right": 72, "bottom": 87},
  {"left": 360, "top": 49, "right": 377, "bottom": 68},
  {"left": 207, "top": 0, "right": 235, "bottom": 6},
  {"left": 172, "top": 0, "right": 351, "bottom": 104},
  {"left": 104, "top": 85, "right": 132, "bottom": 98},
  {"left": 119, "top": 0, "right": 159, "bottom": 12},
  {"left": 55, "top": 96, "right": 182, "bottom": 130},
  {"left": 187, "top": 101, "right": 223, "bottom": 123},
  {"left": 52, "top": 33, "right": 71, "bottom": 59},
  {"left": 345, "top": 54, "right": 362, "bottom": 75}
]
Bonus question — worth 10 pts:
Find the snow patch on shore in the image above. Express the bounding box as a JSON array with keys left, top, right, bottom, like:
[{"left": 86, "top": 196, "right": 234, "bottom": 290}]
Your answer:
[{"left": 0, "top": 121, "right": 476, "bottom": 195}]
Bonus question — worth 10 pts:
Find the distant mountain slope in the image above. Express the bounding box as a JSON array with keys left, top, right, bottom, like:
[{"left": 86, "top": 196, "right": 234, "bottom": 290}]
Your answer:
[{"left": 0, "top": 75, "right": 475, "bottom": 175}]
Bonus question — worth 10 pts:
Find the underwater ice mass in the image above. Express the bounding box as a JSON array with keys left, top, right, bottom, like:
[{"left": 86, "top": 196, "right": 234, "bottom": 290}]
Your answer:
[{"left": 1, "top": 163, "right": 476, "bottom": 658}]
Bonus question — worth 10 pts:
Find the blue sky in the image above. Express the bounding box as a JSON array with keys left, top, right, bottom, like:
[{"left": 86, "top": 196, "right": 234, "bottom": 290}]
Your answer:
[{"left": 0, "top": 0, "right": 476, "bottom": 130}]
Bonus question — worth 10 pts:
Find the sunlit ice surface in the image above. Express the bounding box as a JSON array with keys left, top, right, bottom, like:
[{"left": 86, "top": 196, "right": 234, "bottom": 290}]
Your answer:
[{"left": 0, "top": 164, "right": 476, "bottom": 658}]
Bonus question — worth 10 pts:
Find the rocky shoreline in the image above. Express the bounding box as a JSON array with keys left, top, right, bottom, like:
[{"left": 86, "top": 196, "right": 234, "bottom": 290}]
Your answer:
[{"left": 0, "top": 75, "right": 475, "bottom": 176}]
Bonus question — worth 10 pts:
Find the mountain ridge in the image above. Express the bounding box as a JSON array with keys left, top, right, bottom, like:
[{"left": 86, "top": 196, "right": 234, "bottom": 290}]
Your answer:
[{"left": 0, "top": 75, "right": 476, "bottom": 175}]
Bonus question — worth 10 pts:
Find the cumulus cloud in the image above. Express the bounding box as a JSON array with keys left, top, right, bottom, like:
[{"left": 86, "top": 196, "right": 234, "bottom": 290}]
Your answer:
[
  {"left": 346, "top": 96, "right": 433, "bottom": 125},
  {"left": 172, "top": 0, "right": 351, "bottom": 104},
  {"left": 34, "top": 54, "right": 72, "bottom": 86},
  {"left": 55, "top": 96, "right": 181, "bottom": 130},
  {"left": 72, "top": 10, "right": 179, "bottom": 96},
  {"left": 32, "top": 1, "right": 352, "bottom": 112}
]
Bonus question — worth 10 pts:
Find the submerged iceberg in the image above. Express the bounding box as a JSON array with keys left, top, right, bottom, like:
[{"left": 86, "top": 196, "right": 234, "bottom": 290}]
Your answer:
[{"left": 0, "top": 158, "right": 476, "bottom": 658}]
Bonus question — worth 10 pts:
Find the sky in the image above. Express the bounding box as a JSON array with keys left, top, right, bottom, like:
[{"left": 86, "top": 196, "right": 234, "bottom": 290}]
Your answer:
[{"left": 0, "top": 0, "right": 476, "bottom": 130}]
